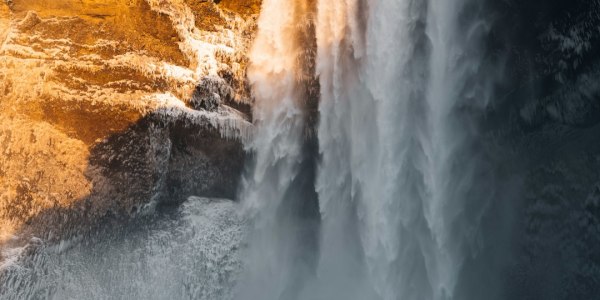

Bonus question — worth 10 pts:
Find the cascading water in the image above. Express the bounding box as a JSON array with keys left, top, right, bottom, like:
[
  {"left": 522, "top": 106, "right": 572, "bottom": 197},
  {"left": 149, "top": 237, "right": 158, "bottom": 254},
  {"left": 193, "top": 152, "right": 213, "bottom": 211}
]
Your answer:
[
  {"left": 235, "top": 0, "right": 320, "bottom": 299},
  {"left": 240, "top": 0, "right": 497, "bottom": 299}
]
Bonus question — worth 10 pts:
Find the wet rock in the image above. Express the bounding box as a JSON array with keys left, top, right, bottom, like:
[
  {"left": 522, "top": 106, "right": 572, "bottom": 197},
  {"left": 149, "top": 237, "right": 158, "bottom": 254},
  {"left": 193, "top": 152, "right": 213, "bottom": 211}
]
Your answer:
[{"left": 190, "top": 76, "right": 234, "bottom": 111}]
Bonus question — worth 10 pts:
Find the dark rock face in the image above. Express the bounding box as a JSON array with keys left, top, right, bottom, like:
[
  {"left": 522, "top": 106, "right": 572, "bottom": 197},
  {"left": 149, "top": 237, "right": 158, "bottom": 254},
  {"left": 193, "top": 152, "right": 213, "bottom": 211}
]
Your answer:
[
  {"left": 161, "top": 118, "right": 246, "bottom": 203},
  {"left": 487, "top": 0, "right": 600, "bottom": 128},
  {"left": 191, "top": 77, "right": 232, "bottom": 111},
  {"left": 470, "top": 1, "right": 600, "bottom": 299},
  {"left": 88, "top": 114, "right": 246, "bottom": 207}
]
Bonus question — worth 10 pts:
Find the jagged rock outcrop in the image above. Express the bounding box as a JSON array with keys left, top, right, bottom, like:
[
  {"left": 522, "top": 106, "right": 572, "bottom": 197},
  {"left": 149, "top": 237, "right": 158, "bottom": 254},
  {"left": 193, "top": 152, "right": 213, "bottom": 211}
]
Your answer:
[{"left": 0, "top": 0, "right": 260, "bottom": 252}]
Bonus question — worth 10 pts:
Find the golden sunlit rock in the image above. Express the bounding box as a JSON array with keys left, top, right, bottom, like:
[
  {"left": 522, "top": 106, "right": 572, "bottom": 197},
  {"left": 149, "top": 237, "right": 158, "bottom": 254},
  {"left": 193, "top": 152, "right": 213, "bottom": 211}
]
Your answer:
[{"left": 0, "top": 0, "right": 260, "bottom": 251}]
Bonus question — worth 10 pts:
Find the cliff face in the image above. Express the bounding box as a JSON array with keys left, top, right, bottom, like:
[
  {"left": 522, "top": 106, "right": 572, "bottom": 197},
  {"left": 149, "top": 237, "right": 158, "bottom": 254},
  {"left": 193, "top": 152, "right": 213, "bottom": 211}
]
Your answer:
[
  {"left": 0, "top": 0, "right": 260, "bottom": 248},
  {"left": 465, "top": 2, "right": 600, "bottom": 298}
]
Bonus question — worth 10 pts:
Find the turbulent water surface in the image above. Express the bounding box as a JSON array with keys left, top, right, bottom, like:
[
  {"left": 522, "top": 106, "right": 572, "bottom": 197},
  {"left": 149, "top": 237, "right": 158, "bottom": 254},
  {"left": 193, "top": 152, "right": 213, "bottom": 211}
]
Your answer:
[
  {"left": 3, "top": 0, "right": 600, "bottom": 299},
  {"left": 1, "top": 198, "right": 244, "bottom": 299}
]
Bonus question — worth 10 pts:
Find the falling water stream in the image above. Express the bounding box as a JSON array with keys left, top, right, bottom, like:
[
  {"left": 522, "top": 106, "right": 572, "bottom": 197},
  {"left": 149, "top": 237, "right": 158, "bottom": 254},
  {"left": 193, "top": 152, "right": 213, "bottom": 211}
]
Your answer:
[
  {"left": 241, "top": 0, "right": 497, "bottom": 299},
  {"left": 233, "top": 0, "right": 320, "bottom": 298}
]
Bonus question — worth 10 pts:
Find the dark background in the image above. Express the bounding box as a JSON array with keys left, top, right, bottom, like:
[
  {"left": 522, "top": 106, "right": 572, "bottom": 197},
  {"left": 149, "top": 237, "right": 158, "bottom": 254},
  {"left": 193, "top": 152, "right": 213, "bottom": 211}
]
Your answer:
[{"left": 470, "top": 1, "right": 600, "bottom": 298}]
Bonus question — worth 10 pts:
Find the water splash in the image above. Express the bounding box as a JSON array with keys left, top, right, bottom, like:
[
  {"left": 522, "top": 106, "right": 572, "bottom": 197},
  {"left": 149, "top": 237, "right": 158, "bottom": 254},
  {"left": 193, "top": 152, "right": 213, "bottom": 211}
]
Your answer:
[{"left": 0, "top": 198, "right": 244, "bottom": 300}]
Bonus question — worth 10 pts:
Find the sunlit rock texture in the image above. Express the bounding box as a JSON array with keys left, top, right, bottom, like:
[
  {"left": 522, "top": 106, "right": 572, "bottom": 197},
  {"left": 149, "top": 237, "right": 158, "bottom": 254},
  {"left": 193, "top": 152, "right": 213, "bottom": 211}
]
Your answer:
[{"left": 0, "top": 0, "right": 260, "bottom": 253}]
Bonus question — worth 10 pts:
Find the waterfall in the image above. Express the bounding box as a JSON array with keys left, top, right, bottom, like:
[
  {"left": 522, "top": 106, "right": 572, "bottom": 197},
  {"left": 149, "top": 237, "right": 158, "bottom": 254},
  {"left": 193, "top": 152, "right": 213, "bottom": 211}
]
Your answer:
[
  {"left": 313, "top": 0, "right": 494, "bottom": 299},
  {"left": 235, "top": 0, "right": 320, "bottom": 299},
  {"left": 240, "top": 0, "right": 496, "bottom": 299}
]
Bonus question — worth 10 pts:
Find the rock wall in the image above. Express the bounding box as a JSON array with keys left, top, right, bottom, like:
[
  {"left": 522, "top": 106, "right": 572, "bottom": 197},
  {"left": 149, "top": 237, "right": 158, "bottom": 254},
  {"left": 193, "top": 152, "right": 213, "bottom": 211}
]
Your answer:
[
  {"left": 459, "top": 2, "right": 600, "bottom": 298},
  {"left": 0, "top": 0, "right": 260, "bottom": 250}
]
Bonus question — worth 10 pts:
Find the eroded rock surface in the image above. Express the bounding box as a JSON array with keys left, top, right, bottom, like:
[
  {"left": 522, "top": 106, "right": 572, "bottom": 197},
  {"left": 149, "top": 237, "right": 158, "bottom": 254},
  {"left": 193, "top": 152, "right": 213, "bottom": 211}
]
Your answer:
[{"left": 0, "top": 0, "right": 260, "bottom": 252}]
